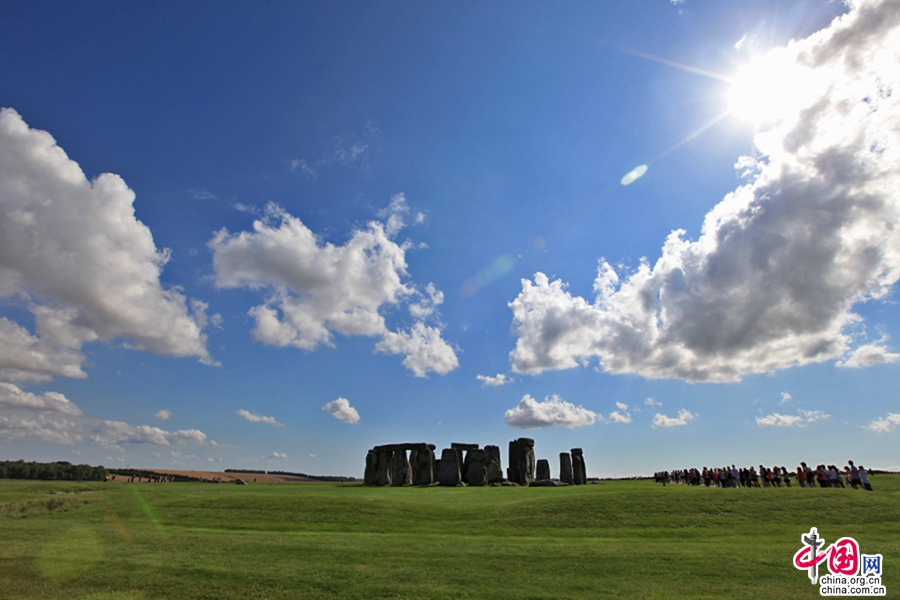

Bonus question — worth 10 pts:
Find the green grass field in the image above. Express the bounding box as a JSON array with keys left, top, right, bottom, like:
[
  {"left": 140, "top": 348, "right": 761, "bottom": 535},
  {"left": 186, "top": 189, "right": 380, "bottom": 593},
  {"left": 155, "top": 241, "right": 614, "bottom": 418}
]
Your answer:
[{"left": 0, "top": 476, "right": 897, "bottom": 599}]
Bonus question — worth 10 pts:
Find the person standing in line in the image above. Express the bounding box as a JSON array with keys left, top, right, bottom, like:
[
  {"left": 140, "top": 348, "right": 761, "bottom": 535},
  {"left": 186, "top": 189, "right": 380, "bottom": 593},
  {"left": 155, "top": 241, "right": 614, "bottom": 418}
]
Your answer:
[
  {"left": 848, "top": 461, "right": 860, "bottom": 490},
  {"left": 797, "top": 466, "right": 806, "bottom": 488},
  {"left": 858, "top": 466, "right": 873, "bottom": 491}
]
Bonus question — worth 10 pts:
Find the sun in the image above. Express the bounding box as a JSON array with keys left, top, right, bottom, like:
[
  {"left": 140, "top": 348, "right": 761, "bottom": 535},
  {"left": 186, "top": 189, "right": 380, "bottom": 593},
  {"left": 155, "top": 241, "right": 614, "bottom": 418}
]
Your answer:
[{"left": 727, "top": 51, "right": 818, "bottom": 126}]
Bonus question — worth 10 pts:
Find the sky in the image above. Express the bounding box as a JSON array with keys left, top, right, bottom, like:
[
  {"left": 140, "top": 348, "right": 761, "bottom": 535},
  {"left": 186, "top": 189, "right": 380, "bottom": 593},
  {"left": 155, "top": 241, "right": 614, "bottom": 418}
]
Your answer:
[{"left": 1, "top": 0, "right": 899, "bottom": 478}]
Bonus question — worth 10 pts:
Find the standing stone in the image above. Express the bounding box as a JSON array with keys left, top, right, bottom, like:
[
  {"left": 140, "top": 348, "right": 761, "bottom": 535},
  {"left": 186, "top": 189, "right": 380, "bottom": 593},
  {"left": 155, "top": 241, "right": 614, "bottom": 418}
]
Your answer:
[
  {"left": 559, "top": 452, "right": 574, "bottom": 485},
  {"left": 464, "top": 449, "right": 487, "bottom": 486},
  {"left": 438, "top": 448, "right": 462, "bottom": 486},
  {"left": 390, "top": 448, "right": 412, "bottom": 486},
  {"left": 507, "top": 438, "right": 535, "bottom": 485},
  {"left": 432, "top": 458, "right": 441, "bottom": 483},
  {"left": 571, "top": 447, "right": 586, "bottom": 485},
  {"left": 536, "top": 459, "right": 551, "bottom": 481},
  {"left": 411, "top": 446, "right": 435, "bottom": 485},
  {"left": 376, "top": 447, "right": 393, "bottom": 486},
  {"left": 451, "top": 443, "right": 479, "bottom": 482},
  {"left": 364, "top": 450, "right": 378, "bottom": 486},
  {"left": 485, "top": 445, "right": 503, "bottom": 484}
]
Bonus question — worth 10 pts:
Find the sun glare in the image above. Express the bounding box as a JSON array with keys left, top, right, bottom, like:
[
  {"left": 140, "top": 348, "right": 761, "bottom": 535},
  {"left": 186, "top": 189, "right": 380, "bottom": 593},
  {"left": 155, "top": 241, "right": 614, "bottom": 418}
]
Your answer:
[{"left": 728, "top": 52, "right": 817, "bottom": 126}]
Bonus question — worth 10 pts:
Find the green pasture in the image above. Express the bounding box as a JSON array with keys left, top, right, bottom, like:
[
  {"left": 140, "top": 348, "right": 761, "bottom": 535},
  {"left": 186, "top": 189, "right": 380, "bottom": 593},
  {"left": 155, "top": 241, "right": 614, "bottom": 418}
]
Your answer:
[{"left": 0, "top": 476, "right": 897, "bottom": 599}]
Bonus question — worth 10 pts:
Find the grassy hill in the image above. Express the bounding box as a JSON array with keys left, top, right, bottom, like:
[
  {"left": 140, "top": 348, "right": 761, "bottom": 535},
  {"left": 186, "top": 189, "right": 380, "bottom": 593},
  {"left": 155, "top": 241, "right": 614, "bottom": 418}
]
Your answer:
[{"left": 1, "top": 476, "right": 897, "bottom": 599}]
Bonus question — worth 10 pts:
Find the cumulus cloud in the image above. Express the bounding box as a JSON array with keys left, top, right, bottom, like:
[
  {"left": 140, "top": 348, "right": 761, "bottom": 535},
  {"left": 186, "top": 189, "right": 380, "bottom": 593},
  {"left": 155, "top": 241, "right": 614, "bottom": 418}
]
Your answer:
[
  {"left": 0, "top": 382, "right": 82, "bottom": 415},
  {"left": 645, "top": 397, "right": 662, "bottom": 407},
  {"left": 477, "top": 373, "right": 514, "bottom": 386},
  {"left": 90, "top": 421, "right": 206, "bottom": 450},
  {"left": 837, "top": 342, "right": 900, "bottom": 368},
  {"left": 504, "top": 394, "right": 597, "bottom": 429},
  {"left": 756, "top": 408, "right": 829, "bottom": 427},
  {"left": 0, "top": 318, "right": 87, "bottom": 383},
  {"left": 322, "top": 397, "right": 360, "bottom": 424},
  {"left": 866, "top": 412, "right": 900, "bottom": 432},
  {"left": 652, "top": 409, "right": 696, "bottom": 428},
  {"left": 374, "top": 322, "right": 459, "bottom": 377},
  {"left": 210, "top": 197, "right": 457, "bottom": 377},
  {"left": 0, "top": 108, "right": 214, "bottom": 384},
  {"left": 0, "top": 383, "right": 207, "bottom": 449},
  {"left": 509, "top": 0, "right": 900, "bottom": 382},
  {"left": 608, "top": 404, "right": 632, "bottom": 424},
  {"left": 269, "top": 451, "right": 287, "bottom": 459},
  {"left": 0, "top": 414, "right": 82, "bottom": 444},
  {"left": 236, "top": 409, "right": 284, "bottom": 427},
  {"left": 780, "top": 392, "right": 792, "bottom": 404},
  {"left": 155, "top": 409, "right": 172, "bottom": 420}
]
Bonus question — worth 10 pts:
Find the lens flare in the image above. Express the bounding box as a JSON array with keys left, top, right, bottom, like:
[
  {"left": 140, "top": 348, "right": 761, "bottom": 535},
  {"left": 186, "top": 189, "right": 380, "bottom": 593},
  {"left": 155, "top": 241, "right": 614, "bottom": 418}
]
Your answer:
[{"left": 620, "top": 165, "right": 648, "bottom": 186}]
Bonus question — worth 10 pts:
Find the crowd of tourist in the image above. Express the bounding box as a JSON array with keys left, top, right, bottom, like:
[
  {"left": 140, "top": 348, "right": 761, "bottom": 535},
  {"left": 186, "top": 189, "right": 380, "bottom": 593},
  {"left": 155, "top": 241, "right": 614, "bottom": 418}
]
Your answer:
[{"left": 654, "top": 460, "right": 873, "bottom": 490}]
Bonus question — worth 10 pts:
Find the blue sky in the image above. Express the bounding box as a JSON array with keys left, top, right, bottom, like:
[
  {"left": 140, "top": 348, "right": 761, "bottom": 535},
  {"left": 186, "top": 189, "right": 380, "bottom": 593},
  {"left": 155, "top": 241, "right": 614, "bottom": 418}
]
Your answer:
[{"left": 2, "top": 0, "right": 899, "bottom": 478}]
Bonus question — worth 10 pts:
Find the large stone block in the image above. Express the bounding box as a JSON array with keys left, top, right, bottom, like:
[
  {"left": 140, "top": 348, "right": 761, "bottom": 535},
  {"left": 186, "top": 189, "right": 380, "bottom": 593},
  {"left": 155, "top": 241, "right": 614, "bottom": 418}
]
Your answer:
[
  {"left": 364, "top": 450, "right": 378, "bottom": 486},
  {"left": 559, "top": 452, "right": 574, "bottom": 485},
  {"left": 571, "top": 447, "right": 586, "bottom": 485},
  {"left": 536, "top": 458, "right": 551, "bottom": 481},
  {"left": 411, "top": 446, "right": 434, "bottom": 485},
  {"left": 376, "top": 448, "right": 393, "bottom": 486},
  {"left": 484, "top": 445, "right": 503, "bottom": 483},
  {"left": 438, "top": 448, "right": 462, "bottom": 486},
  {"left": 464, "top": 448, "right": 487, "bottom": 486},
  {"left": 390, "top": 448, "right": 412, "bottom": 486},
  {"left": 507, "top": 438, "right": 535, "bottom": 485}
]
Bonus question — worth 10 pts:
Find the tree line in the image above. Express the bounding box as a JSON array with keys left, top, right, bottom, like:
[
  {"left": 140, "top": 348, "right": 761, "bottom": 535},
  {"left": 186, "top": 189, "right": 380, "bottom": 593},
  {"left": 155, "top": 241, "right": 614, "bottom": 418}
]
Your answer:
[{"left": 0, "top": 460, "right": 108, "bottom": 481}]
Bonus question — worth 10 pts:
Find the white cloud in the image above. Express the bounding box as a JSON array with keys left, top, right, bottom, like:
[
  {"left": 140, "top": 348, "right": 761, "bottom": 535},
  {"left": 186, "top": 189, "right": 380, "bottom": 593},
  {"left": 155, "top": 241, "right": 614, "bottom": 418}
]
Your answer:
[
  {"left": 0, "top": 382, "right": 207, "bottom": 449},
  {"left": 210, "top": 199, "right": 457, "bottom": 377},
  {"left": 90, "top": 421, "right": 206, "bottom": 450},
  {"left": 756, "top": 412, "right": 803, "bottom": 427},
  {"left": 504, "top": 394, "right": 597, "bottom": 429},
  {"left": 780, "top": 392, "right": 792, "bottom": 404},
  {"left": 155, "top": 409, "right": 172, "bottom": 420},
  {"left": 269, "top": 451, "right": 287, "bottom": 459},
  {"left": 477, "top": 373, "right": 513, "bottom": 387},
  {"left": 322, "top": 397, "right": 360, "bottom": 424},
  {"left": 0, "top": 108, "right": 214, "bottom": 384},
  {"left": 837, "top": 343, "right": 900, "bottom": 368},
  {"left": 0, "top": 413, "right": 82, "bottom": 444},
  {"left": 236, "top": 409, "right": 285, "bottom": 427},
  {"left": 409, "top": 283, "right": 444, "bottom": 319},
  {"left": 756, "top": 409, "right": 830, "bottom": 427},
  {"left": 608, "top": 401, "right": 632, "bottom": 423},
  {"left": 374, "top": 322, "right": 459, "bottom": 378},
  {"left": 608, "top": 410, "right": 632, "bottom": 424},
  {"left": 0, "top": 382, "right": 82, "bottom": 415},
  {"left": 652, "top": 409, "right": 696, "bottom": 428},
  {"left": 645, "top": 397, "right": 662, "bottom": 407},
  {"left": 866, "top": 412, "right": 900, "bottom": 432},
  {"left": 0, "top": 318, "right": 87, "bottom": 383},
  {"left": 509, "top": 1, "right": 900, "bottom": 382}
]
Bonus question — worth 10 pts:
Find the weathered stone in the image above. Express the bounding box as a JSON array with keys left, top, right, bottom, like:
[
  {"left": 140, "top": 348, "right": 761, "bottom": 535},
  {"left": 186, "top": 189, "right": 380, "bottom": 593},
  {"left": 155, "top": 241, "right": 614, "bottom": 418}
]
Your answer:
[
  {"left": 571, "top": 447, "right": 586, "bottom": 485},
  {"left": 364, "top": 450, "right": 378, "bottom": 486},
  {"left": 484, "top": 445, "right": 503, "bottom": 483},
  {"left": 432, "top": 458, "right": 441, "bottom": 483},
  {"left": 464, "top": 449, "right": 487, "bottom": 486},
  {"left": 451, "top": 443, "right": 478, "bottom": 481},
  {"left": 529, "top": 479, "right": 559, "bottom": 487},
  {"left": 536, "top": 458, "right": 551, "bottom": 481},
  {"left": 507, "top": 438, "right": 535, "bottom": 485},
  {"left": 391, "top": 448, "right": 412, "bottom": 486},
  {"left": 376, "top": 448, "right": 393, "bottom": 486},
  {"left": 438, "top": 448, "right": 462, "bottom": 486},
  {"left": 559, "top": 452, "right": 574, "bottom": 485},
  {"left": 411, "top": 446, "right": 434, "bottom": 485}
]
